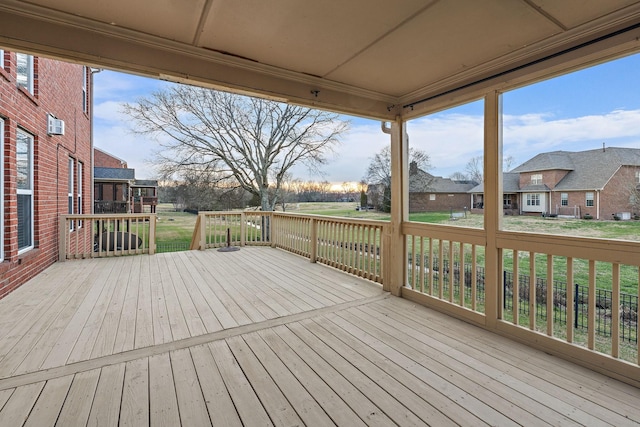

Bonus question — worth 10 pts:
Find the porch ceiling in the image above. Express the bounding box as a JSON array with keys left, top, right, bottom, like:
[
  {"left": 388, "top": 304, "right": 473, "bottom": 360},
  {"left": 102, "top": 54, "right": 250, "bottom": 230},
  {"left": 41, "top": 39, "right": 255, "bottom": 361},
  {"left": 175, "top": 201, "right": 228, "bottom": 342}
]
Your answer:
[{"left": 1, "top": 1, "right": 640, "bottom": 118}]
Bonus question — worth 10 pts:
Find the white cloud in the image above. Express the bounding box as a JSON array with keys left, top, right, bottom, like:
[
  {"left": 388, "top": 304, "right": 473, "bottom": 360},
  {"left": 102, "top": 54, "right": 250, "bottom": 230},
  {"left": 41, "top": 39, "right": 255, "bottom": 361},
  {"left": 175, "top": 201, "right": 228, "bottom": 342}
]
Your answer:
[{"left": 91, "top": 70, "right": 640, "bottom": 182}]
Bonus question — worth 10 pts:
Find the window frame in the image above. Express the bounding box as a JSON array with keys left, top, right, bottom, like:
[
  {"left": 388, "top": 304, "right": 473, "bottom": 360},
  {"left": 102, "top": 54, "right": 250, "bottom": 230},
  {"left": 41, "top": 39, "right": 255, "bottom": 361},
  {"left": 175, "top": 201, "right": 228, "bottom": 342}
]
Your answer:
[
  {"left": 77, "top": 161, "right": 83, "bottom": 228},
  {"left": 16, "top": 53, "right": 34, "bottom": 94},
  {"left": 531, "top": 174, "right": 542, "bottom": 185},
  {"left": 17, "top": 129, "right": 34, "bottom": 254},
  {"left": 526, "top": 193, "right": 540, "bottom": 206},
  {"left": 561, "top": 193, "right": 568, "bottom": 206},
  {"left": 82, "top": 66, "right": 88, "bottom": 113},
  {"left": 68, "top": 157, "right": 74, "bottom": 230},
  {"left": 586, "top": 192, "right": 594, "bottom": 207}
]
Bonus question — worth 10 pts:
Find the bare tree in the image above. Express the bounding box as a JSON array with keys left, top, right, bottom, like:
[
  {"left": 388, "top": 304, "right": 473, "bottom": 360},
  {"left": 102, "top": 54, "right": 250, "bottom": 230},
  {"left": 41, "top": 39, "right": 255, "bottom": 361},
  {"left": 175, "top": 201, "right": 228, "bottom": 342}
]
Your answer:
[
  {"left": 123, "top": 86, "right": 349, "bottom": 211},
  {"left": 364, "top": 145, "right": 431, "bottom": 211},
  {"left": 449, "top": 171, "right": 468, "bottom": 181},
  {"left": 503, "top": 155, "right": 515, "bottom": 172},
  {"left": 465, "top": 156, "right": 483, "bottom": 183},
  {"left": 364, "top": 146, "right": 431, "bottom": 187}
]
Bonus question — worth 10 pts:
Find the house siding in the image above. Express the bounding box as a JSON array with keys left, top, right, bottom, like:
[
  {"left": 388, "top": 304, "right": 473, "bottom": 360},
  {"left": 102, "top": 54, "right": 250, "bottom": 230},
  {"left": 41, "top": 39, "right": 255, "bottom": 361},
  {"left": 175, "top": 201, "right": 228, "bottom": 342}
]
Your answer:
[
  {"left": 410, "top": 193, "right": 471, "bottom": 213},
  {"left": 599, "top": 166, "right": 637, "bottom": 219},
  {"left": 0, "top": 53, "right": 92, "bottom": 299},
  {"left": 94, "top": 148, "right": 127, "bottom": 168}
]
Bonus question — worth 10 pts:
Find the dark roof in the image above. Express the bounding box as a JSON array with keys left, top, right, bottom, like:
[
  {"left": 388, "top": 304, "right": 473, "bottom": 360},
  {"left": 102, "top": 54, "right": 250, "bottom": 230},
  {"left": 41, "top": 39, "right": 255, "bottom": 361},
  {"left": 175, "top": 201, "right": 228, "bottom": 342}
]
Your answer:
[
  {"left": 133, "top": 179, "right": 158, "bottom": 187},
  {"left": 94, "top": 167, "right": 135, "bottom": 181},
  {"left": 409, "top": 168, "right": 477, "bottom": 193},
  {"left": 511, "top": 147, "right": 640, "bottom": 191},
  {"left": 469, "top": 172, "right": 520, "bottom": 193}
]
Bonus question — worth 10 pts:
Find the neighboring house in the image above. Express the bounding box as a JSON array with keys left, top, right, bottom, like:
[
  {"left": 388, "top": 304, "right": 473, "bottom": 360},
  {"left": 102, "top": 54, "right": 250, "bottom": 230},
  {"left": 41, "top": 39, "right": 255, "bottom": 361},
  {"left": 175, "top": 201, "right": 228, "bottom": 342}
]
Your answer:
[
  {"left": 470, "top": 147, "right": 640, "bottom": 219},
  {"left": 408, "top": 162, "right": 478, "bottom": 213},
  {"left": 0, "top": 51, "right": 92, "bottom": 298},
  {"left": 93, "top": 148, "right": 158, "bottom": 214},
  {"left": 470, "top": 172, "right": 521, "bottom": 215}
]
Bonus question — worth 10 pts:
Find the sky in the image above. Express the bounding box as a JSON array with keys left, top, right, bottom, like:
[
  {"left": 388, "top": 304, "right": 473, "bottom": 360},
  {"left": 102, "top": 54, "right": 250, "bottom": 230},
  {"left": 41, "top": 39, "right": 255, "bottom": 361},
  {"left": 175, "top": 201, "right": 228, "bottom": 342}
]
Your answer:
[{"left": 93, "top": 51, "right": 640, "bottom": 183}]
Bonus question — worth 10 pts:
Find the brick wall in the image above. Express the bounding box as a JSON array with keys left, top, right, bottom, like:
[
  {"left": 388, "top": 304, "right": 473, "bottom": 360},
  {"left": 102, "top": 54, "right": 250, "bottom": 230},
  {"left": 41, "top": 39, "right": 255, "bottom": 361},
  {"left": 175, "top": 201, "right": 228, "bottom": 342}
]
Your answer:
[
  {"left": 0, "top": 53, "right": 92, "bottom": 299},
  {"left": 410, "top": 192, "right": 472, "bottom": 213},
  {"left": 94, "top": 148, "right": 126, "bottom": 168}
]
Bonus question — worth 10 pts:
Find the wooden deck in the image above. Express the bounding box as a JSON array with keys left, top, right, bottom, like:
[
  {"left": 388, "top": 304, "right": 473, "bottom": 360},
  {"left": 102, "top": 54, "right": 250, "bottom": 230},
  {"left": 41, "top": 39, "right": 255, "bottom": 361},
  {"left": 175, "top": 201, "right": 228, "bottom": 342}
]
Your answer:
[{"left": 0, "top": 247, "right": 638, "bottom": 426}]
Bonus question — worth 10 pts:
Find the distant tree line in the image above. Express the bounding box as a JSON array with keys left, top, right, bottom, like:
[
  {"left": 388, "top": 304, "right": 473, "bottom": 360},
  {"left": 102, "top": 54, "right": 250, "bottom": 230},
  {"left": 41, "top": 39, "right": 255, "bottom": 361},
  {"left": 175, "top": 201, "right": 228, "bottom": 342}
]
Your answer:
[{"left": 157, "top": 175, "right": 363, "bottom": 212}]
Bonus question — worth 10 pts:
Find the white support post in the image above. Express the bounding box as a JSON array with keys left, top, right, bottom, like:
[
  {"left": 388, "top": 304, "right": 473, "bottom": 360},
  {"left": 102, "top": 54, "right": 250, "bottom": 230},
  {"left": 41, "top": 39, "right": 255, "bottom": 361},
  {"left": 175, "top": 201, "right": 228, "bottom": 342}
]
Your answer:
[
  {"left": 388, "top": 117, "right": 409, "bottom": 296},
  {"left": 484, "top": 90, "right": 503, "bottom": 328}
]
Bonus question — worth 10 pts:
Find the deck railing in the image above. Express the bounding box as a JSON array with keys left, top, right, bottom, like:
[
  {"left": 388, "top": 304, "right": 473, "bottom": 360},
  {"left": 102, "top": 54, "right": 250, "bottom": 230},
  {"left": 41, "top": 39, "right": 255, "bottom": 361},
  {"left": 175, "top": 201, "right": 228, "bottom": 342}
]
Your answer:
[
  {"left": 402, "top": 221, "right": 640, "bottom": 366},
  {"left": 191, "top": 211, "right": 389, "bottom": 285},
  {"left": 403, "top": 222, "right": 487, "bottom": 324},
  {"left": 274, "top": 214, "right": 387, "bottom": 283},
  {"left": 59, "top": 214, "right": 156, "bottom": 260},
  {"left": 496, "top": 231, "right": 640, "bottom": 364},
  {"left": 58, "top": 211, "right": 640, "bottom": 369}
]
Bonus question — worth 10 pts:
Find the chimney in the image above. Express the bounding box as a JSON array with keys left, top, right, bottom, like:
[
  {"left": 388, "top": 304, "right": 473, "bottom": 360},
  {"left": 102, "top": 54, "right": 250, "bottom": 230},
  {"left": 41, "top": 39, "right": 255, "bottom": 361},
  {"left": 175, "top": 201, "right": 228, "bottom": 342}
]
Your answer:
[
  {"left": 409, "top": 161, "right": 418, "bottom": 175},
  {"left": 603, "top": 142, "right": 606, "bottom": 152}
]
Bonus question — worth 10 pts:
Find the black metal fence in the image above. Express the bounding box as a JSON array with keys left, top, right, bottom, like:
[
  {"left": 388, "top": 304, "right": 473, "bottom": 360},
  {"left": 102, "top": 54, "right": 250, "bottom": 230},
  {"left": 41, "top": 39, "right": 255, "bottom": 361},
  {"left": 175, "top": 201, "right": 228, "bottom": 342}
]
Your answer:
[
  {"left": 411, "top": 257, "right": 638, "bottom": 344},
  {"left": 503, "top": 271, "right": 638, "bottom": 343},
  {"left": 156, "top": 241, "right": 191, "bottom": 253}
]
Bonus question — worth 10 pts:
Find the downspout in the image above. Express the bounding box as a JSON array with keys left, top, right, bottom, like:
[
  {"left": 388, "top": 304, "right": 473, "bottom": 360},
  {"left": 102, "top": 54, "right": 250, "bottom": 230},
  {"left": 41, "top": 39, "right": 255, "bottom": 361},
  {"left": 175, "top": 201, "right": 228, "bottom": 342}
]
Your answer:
[{"left": 596, "top": 189, "right": 600, "bottom": 220}]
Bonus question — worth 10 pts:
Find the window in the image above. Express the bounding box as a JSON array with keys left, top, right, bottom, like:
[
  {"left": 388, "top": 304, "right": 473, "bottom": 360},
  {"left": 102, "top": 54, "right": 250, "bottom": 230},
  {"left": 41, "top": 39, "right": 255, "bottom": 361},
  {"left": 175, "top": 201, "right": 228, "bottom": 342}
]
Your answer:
[
  {"left": 561, "top": 193, "right": 568, "bottom": 206},
  {"left": 17, "top": 130, "right": 34, "bottom": 252},
  {"left": 16, "top": 53, "right": 34, "bottom": 94},
  {"left": 503, "top": 194, "right": 512, "bottom": 207},
  {"left": 526, "top": 193, "right": 540, "bottom": 206},
  {"left": 68, "top": 157, "right": 74, "bottom": 230},
  {"left": 429, "top": 194, "right": 436, "bottom": 201},
  {"left": 82, "top": 66, "right": 88, "bottom": 113},
  {"left": 586, "top": 192, "right": 594, "bottom": 207},
  {"left": 531, "top": 174, "right": 542, "bottom": 185},
  {"left": 0, "top": 49, "right": 4, "bottom": 69},
  {"left": 636, "top": 170, "right": 640, "bottom": 184},
  {"left": 77, "top": 161, "right": 83, "bottom": 228}
]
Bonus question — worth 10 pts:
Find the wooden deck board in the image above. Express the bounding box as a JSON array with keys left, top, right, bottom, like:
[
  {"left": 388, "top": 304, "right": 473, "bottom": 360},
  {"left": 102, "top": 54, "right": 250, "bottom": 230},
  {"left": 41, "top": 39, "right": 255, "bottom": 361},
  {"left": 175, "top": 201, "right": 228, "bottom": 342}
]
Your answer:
[
  {"left": 0, "top": 247, "right": 637, "bottom": 426},
  {"left": 366, "top": 299, "right": 640, "bottom": 426},
  {"left": 87, "top": 363, "right": 125, "bottom": 427},
  {"left": 377, "top": 297, "right": 640, "bottom": 423}
]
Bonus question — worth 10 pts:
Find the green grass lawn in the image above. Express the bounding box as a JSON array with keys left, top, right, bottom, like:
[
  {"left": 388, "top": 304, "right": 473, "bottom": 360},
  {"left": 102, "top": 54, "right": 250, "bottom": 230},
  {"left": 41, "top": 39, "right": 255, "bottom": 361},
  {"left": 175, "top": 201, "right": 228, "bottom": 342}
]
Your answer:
[{"left": 153, "top": 202, "right": 639, "bottom": 293}]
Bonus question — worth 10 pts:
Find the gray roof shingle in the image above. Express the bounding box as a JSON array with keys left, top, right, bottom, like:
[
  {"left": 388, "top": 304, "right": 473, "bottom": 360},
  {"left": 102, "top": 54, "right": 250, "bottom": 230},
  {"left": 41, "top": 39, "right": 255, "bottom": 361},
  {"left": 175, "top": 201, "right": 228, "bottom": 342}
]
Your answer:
[
  {"left": 512, "top": 147, "right": 640, "bottom": 191},
  {"left": 409, "top": 168, "right": 477, "bottom": 193},
  {"left": 94, "top": 167, "right": 135, "bottom": 181}
]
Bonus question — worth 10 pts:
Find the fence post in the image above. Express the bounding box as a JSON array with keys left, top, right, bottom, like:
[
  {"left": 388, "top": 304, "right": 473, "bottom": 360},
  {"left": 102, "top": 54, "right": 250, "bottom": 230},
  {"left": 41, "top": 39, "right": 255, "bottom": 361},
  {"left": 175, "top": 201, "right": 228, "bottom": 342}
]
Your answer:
[
  {"left": 58, "top": 215, "right": 68, "bottom": 262},
  {"left": 240, "top": 212, "right": 246, "bottom": 246},
  {"left": 200, "top": 213, "right": 207, "bottom": 250},
  {"left": 574, "top": 283, "right": 579, "bottom": 329},
  {"left": 309, "top": 217, "right": 317, "bottom": 263},
  {"left": 503, "top": 270, "right": 507, "bottom": 310},
  {"left": 148, "top": 214, "right": 156, "bottom": 255}
]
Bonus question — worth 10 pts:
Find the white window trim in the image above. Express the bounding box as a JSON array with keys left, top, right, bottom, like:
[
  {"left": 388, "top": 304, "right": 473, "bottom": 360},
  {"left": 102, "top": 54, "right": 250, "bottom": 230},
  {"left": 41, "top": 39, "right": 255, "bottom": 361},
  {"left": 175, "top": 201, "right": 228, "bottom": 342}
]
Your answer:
[
  {"left": 17, "top": 129, "right": 34, "bottom": 254},
  {"left": 635, "top": 170, "right": 640, "bottom": 184},
  {"left": 561, "top": 192, "right": 568, "bottom": 206},
  {"left": 69, "top": 157, "right": 74, "bottom": 230},
  {"left": 77, "top": 161, "right": 83, "bottom": 228},
  {"left": 531, "top": 173, "right": 542, "bottom": 185},
  {"left": 586, "top": 192, "right": 594, "bottom": 207},
  {"left": 0, "top": 49, "right": 4, "bottom": 69},
  {"left": 526, "top": 193, "right": 541, "bottom": 206},
  {"left": 82, "top": 66, "right": 88, "bottom": 113},
  {"left": 16, "top": 53, "right": 34, "bottom": 94}
]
